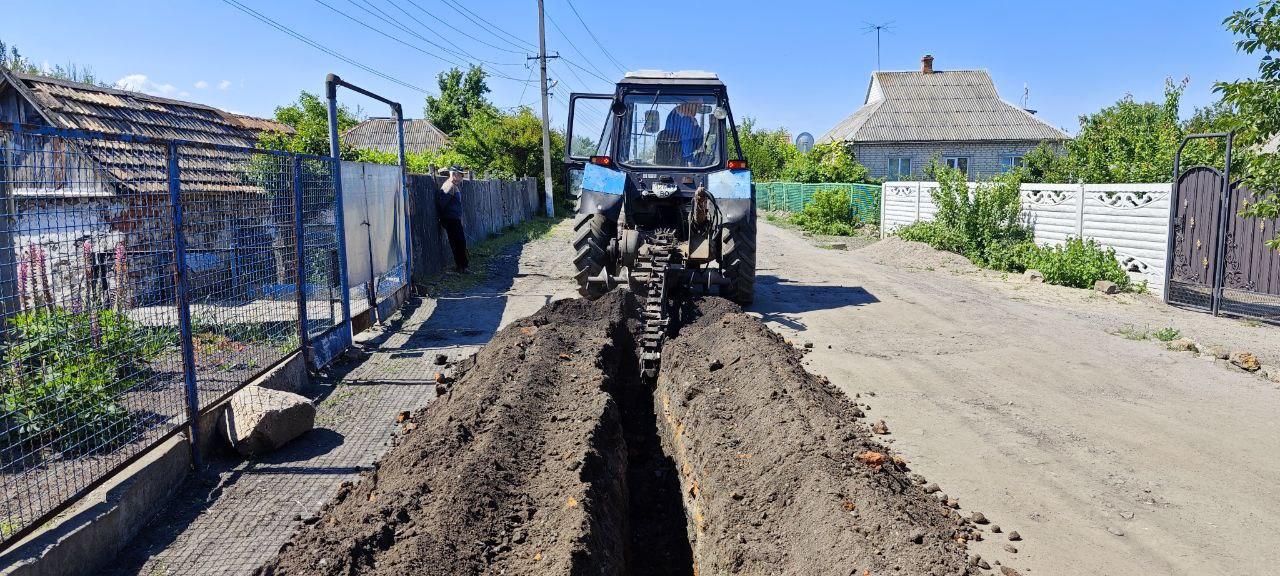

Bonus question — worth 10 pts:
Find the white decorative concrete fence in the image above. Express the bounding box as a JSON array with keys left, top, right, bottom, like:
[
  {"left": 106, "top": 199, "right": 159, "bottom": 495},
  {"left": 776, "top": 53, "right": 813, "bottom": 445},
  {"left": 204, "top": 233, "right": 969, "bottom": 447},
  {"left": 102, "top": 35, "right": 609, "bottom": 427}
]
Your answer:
[{"left": 881, "top": 181, "right": 1172, "bottom": 290}]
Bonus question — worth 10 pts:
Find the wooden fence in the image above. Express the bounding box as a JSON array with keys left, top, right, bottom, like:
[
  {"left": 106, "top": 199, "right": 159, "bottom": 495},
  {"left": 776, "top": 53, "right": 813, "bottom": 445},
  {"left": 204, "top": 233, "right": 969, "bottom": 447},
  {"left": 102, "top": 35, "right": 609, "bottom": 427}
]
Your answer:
[{"left": 408, "top": 174, "right": 541, "bottom": 282}]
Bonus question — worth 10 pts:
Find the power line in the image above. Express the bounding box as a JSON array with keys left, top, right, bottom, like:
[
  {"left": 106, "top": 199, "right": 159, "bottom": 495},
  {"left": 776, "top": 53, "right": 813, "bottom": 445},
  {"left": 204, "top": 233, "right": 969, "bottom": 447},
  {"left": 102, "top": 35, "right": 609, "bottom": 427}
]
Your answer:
[
  {"left": 517, "top": 64, "right": 534, "bottom": 107},
  {"left": 312, "top": 0, "right": 534, "bottom": 83},
  {"left": 314, "top": 0, "right": 464, "bottom": 66},
  {"left": 438, "top": 0, "right": 537, "bottom": 52},
  {"left": 544, "top": 10, "right": 612, "bottom": 83},
  {"left": 219, "top": 0, "right": 428, "bottom": 93},
  {"left": 557, "top": 55, "right": 613, "bottom": 85},
  {"left": 362, "top": 0, "right": 521, "bottom": 67},
  {"left": 563, "top": 0, "right": 627, "bottom": 73},
  {"left": 400, "top": 0, "right": 525, "bottom": 55}
]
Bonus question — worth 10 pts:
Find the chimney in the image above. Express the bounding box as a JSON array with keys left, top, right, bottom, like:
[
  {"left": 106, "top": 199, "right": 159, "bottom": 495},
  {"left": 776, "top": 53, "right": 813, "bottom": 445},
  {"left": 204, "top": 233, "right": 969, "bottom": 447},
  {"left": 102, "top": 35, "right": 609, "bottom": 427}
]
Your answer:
[{"left": 921, "top": 54, "right": 934, "bottom": 74}]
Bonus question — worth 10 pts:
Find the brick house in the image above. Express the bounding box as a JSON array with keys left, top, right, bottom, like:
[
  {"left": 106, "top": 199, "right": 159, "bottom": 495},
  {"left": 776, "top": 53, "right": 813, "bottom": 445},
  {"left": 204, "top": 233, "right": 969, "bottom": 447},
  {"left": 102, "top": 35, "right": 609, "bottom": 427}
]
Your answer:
[{"left": 820, "top": 55, "right": 1070, "bottom": 181}]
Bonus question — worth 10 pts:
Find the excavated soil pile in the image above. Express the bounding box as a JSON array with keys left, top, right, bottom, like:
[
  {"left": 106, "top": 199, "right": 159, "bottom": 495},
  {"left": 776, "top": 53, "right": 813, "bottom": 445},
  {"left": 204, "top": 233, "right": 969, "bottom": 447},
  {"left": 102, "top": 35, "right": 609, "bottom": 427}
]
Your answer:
[
  {"left": 659, "top": 298, "right": 975, "bottom": 575},
  {"left": 258, "top": 292, "right": 636, "bottom": 575},
  {"left": 259, "top": 293, "right": 976, "bottom": 576}
]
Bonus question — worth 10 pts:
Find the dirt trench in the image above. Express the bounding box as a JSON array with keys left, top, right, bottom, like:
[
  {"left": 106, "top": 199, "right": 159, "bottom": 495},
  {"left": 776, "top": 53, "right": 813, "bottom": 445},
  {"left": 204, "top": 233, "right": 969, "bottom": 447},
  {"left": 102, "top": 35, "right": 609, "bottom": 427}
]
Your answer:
[{"left": 257, "top": 293, "right": 976, "bottom": 576}]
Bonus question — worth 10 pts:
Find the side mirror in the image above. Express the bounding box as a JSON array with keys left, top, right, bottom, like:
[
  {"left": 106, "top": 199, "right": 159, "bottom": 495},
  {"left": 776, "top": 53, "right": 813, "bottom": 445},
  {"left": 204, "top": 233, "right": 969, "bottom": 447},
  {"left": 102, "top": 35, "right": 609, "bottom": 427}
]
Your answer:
[{"left": 644, "top": 110, "right": 660, "bottom": 134}]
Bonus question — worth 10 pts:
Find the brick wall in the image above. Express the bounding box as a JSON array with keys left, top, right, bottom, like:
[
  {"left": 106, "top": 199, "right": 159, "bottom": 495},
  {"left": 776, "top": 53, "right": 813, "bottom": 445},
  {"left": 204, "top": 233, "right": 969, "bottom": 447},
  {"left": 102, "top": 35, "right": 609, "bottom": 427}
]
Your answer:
[{"left": 852, "top": 141, "right": 1061, "bottom": 181}]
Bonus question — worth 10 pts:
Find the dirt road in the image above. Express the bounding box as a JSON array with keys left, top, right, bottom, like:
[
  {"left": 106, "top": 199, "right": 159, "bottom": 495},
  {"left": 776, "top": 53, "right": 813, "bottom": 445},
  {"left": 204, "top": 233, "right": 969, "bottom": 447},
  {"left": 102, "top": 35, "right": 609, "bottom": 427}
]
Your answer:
[{"left": 753, "top": 220, "right": 1280, "bottom": 575}]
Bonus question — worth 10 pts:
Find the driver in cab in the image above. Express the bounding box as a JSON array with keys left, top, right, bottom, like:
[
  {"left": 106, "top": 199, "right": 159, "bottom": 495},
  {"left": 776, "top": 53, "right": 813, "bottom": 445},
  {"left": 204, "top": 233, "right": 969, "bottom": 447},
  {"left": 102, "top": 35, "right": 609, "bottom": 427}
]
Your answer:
[{"left": 663, "top": 101, "right": 703, "bottom": 166}]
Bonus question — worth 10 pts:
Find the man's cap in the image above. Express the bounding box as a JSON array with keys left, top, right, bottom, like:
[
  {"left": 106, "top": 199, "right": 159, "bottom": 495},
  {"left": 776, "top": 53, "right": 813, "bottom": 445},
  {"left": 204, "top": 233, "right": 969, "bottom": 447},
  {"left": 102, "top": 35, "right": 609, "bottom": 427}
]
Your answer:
[{"left": 448, "top": 165, "right": 464, "bottom": 173}]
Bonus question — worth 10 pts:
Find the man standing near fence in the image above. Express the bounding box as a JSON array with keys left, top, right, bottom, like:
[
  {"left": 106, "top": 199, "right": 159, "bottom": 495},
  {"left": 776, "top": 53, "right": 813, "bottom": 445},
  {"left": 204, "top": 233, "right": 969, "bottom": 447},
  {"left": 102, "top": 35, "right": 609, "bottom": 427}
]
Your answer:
[{"left": 437, "top": 166, "right": 470, "bottom": 274}]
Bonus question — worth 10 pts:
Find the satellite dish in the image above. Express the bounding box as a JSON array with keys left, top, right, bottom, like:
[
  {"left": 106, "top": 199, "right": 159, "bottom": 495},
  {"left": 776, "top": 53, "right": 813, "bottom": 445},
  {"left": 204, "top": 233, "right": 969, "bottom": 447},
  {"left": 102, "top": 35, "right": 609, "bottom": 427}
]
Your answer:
[{"left": 795, "top": 132, "right": 815, "bottom": 153}]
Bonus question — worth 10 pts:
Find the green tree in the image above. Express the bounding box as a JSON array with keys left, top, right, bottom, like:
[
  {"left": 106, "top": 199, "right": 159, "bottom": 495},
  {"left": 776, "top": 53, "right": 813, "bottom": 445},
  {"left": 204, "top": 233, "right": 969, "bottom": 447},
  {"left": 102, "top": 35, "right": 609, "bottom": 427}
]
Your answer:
[
  {"left": 449, "top": 106, "right": 569, "bottom": 209},
  {"left": 259, "top": 91, "right": 361, "bottom": 158},
  {"left": 780, "top": 141, "right": 869, "bottom": 183},
  {"left": 425, "top": 66, "right": 496, "bottom": 136},
  {"left": 1218, "top": 0, "right": 1280, "bottom": 246},
  {"left": 1065, "top": 78, "right": 1188, "bottom": 183},
  {"left": 1022, "top": 142, "right": 1072, "bottom": 183},
  {"left": 737, "top": 117, "right": 798, "bottom": 181}
]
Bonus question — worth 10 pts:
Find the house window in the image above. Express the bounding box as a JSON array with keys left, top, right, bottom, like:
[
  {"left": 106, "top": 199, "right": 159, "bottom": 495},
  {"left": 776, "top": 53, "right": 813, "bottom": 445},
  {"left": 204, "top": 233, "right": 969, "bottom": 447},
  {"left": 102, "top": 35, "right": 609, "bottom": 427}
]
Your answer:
[
  {"left": 888, "top": 157, "right": 912, "bottom": 179},
  {"left": 942, "top": 156, "right": 969, "bottom": 175},
  {"left": 1000, "top": 155, "right": 1025, "bottom": 172}
]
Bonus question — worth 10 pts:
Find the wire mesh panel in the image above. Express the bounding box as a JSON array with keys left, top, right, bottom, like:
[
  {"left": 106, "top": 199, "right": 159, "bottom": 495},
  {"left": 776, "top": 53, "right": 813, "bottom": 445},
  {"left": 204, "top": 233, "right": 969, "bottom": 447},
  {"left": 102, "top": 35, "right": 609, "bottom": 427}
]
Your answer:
[
  {"left": 299, "top": 157, "right": 341, "bottom": 340},
  {"left": 0, "top": 129, "right": 184, "bottom": 541},
  {"left": 754, "top": 182, "right": 883, "bottom": 225},
  {"left": 176, "top": 145, "right": 300, "bottom": 410}
]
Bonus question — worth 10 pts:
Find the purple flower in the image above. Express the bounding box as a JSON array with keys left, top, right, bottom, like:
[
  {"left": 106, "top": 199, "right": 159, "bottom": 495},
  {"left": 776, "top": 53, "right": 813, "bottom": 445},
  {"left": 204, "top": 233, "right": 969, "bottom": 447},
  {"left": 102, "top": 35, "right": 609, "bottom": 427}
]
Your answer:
[
  {"left": 113, "top": 242, "right": 128, "bottom": 312},
  {"left": 17, "top": 257, "right": 29, "bottom": 311},
  {"left": 34, "top": 246, "right": 51, "bottom": 308}
]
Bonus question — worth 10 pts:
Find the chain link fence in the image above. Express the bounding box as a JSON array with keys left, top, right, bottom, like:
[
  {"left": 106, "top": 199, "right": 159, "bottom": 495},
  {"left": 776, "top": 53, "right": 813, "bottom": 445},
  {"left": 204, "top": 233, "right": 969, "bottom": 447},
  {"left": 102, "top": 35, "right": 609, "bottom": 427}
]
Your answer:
[
  {"left": 0, "top": 125, "right": 344, "bottom": 546},
  {"left": 755, "top": 182, "right": 882, "bottom": 225}
]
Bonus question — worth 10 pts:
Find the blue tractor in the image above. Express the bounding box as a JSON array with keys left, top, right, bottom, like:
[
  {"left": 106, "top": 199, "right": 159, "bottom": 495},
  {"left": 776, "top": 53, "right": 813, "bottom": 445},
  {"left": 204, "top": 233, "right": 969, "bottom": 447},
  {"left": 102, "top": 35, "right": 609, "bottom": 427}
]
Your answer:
[{"left": 565, "top": 71, "right": 755, "bottom": 378}]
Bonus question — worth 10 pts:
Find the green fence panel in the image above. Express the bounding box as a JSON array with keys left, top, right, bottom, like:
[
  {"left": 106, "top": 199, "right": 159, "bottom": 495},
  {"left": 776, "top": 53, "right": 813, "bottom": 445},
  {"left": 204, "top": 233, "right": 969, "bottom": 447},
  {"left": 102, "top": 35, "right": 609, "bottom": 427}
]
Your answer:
[{"left": 754, "top": 181, "right": 882, "bottom": 225}]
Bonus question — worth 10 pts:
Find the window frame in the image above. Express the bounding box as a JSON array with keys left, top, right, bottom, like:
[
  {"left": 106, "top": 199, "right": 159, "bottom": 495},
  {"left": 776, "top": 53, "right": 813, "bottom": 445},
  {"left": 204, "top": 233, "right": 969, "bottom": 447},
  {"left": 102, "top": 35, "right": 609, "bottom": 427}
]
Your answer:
[
  {"left": 942, "top": 155, "right": 970, "bottom": 175},
  {"left": 999, "top": 154, "right": 1025, "bottom": 173},
  {"left": 887, "top": 157, "right": 912, "bottom": 180}
]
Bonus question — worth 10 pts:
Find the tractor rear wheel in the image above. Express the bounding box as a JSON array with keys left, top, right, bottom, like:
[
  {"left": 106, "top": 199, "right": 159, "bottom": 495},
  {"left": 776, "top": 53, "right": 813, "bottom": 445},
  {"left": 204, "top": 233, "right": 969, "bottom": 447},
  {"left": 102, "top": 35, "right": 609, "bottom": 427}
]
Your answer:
[
  {"left": 719, "top": 218, "right": 756, "bottom": 306},
  {"left": 572, "top": 213, "right": 616, "bottom": 299}
]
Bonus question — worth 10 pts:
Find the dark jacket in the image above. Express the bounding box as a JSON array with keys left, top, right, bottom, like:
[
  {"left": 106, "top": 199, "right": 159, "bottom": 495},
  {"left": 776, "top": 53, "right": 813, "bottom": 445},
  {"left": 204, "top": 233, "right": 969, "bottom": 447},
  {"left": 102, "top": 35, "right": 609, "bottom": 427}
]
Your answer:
[{"left": 436, "top": 180, "right": 464, "bottom": 221}]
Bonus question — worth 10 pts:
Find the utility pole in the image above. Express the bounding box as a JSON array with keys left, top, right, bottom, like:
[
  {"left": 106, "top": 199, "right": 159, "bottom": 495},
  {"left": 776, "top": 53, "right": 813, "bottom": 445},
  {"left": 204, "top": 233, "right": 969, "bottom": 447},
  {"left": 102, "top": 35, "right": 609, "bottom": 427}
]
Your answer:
[{"left": 537, "top": 0, "right": 555, "bottom": 218}]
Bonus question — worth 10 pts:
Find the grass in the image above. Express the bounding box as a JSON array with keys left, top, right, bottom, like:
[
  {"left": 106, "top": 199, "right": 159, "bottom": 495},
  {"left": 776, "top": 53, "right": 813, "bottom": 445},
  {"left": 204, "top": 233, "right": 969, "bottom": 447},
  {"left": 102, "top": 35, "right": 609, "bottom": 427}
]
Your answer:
[
  {"left": 1152, "top": 327, "right": 1181, "bottom": 342},
  {"left": 420, "top": 216, "right": 561, "bottom": 294},
  {"left": 1115, "top": 324, "right": 1149, "bottom": 340}
]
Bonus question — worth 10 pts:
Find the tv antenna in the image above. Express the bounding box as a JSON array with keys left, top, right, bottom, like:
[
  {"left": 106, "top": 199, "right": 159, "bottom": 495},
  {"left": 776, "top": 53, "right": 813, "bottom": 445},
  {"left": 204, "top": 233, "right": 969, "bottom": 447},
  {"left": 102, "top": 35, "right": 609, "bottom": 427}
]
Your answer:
[
  {"left": 1020, "top": 83, "right": 1030, "bottom": 109},
  {"left": 862, "top": 21, "right": 895, "bottom": 71}
]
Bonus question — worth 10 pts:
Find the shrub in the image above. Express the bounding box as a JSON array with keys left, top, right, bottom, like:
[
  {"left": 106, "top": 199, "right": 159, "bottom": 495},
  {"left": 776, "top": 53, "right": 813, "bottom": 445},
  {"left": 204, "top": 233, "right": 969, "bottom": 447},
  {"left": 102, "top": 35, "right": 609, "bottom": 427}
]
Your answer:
[
  {"left": 790, "top": 188, "right": 862, "bottom": 236},
  {"left": 1021, "top": 237, "right": 1131, "bottom": 290},
  {"left": 1, "top": 245, "right": 166, "bottom": 457},
  {"left": 894, "top": 168, "right": 1136, "bottom": 291},
  {"left": 897, "top": 167, "right": 1031, "bottom": 268}
]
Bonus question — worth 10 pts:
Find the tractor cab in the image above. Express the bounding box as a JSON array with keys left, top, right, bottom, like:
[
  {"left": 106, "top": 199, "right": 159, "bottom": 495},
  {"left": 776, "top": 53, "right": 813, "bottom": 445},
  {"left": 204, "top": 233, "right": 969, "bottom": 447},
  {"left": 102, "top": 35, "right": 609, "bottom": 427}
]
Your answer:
[{"left": 566, "top": 71, "right": 748, "bottom": 232}]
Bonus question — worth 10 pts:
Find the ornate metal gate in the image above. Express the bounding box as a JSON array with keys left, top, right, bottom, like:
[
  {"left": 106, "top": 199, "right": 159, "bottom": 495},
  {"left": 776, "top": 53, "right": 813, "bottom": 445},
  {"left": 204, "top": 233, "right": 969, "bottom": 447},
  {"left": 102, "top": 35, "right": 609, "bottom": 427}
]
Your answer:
[{"left": 1166, "top": 133, "right": 1280, "bottom": 323}]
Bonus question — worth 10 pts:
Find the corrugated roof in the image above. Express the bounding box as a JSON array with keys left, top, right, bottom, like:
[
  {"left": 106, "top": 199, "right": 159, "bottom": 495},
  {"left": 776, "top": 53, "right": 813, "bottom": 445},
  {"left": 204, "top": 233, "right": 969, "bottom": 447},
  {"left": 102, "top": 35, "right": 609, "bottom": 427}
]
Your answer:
[
  {"left": 2, "top": 68, "right": 294, "bottom": 196},
  {"left": 820, "top": 69, "right": 1070, "bottom": 144},
  {"left": 343, "top": 118, "right": 449, "bottom": 155}
]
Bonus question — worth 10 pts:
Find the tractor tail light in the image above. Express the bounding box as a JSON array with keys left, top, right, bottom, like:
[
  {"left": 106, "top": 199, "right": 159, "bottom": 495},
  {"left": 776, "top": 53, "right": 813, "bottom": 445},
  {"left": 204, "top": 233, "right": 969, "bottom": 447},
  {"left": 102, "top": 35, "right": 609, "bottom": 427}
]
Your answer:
[
  {"left": 590, "top": 155, "right": 613, "bottom": 167},
  {"left": 727, "top": 159, "right": 748, "bottom": 170}
]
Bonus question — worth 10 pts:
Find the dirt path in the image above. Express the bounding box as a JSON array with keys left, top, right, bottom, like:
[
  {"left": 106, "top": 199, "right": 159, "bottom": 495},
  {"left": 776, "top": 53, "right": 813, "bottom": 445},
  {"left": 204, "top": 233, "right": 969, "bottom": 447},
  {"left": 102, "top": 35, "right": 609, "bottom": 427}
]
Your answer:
[{"left": 754, "top": 220, "right": 1280, "bottom": 575}]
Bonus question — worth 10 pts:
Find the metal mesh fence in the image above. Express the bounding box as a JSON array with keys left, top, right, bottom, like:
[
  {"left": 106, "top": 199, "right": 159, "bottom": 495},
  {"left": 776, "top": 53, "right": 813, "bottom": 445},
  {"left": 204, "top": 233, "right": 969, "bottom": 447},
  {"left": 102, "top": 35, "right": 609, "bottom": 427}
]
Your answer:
[
  {"left": 0, "top": 130, "right": 185, "bottom": 541},
  {"left": 298, "top": 158, "right": 341, "bottom": 341},
  {"left": 755, "top": 182, "right": 882, "bottom": 225},
  {"left": 176, "top": 146, "right": 299, "bottom": 409},
  {"left": 0, "top": 126, "right": 347, "bottom": 546}
]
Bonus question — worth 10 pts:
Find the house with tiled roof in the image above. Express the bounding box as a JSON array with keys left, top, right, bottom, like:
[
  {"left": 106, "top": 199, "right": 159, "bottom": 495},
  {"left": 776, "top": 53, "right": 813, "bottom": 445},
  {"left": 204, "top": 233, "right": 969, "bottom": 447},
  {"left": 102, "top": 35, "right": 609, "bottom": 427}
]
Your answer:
[
  {"left": 343, "top": 118, "right": 449, "bottom": 155},
  {"left": 0, "top": 65, "right": 298, "bottom": 304},
  {"left": 820, "top": 55, "right": 1070, "bottom": 181}
]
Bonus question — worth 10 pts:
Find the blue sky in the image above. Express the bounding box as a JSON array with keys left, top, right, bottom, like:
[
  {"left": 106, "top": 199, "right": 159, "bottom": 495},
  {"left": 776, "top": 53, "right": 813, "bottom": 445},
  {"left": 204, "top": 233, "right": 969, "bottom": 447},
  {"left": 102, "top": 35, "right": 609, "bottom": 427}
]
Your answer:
[{"left": 1, "top": 0, "right": 1263, "bottom": 138}]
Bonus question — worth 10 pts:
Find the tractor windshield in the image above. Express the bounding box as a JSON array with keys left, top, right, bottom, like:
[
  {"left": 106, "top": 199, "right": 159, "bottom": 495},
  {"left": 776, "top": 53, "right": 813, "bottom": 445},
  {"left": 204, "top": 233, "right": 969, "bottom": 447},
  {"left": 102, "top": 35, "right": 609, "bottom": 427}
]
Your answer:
[{"left": 617, "top": 93, "right": 723, "bottom": 169}]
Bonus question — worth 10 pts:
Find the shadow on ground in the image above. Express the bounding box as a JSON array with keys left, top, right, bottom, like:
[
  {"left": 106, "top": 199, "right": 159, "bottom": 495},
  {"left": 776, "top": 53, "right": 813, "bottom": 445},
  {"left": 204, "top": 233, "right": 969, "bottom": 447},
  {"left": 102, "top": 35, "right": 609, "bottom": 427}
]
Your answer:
[{"left": 751, "top": 274, "right": 879, "bottom": 332}]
